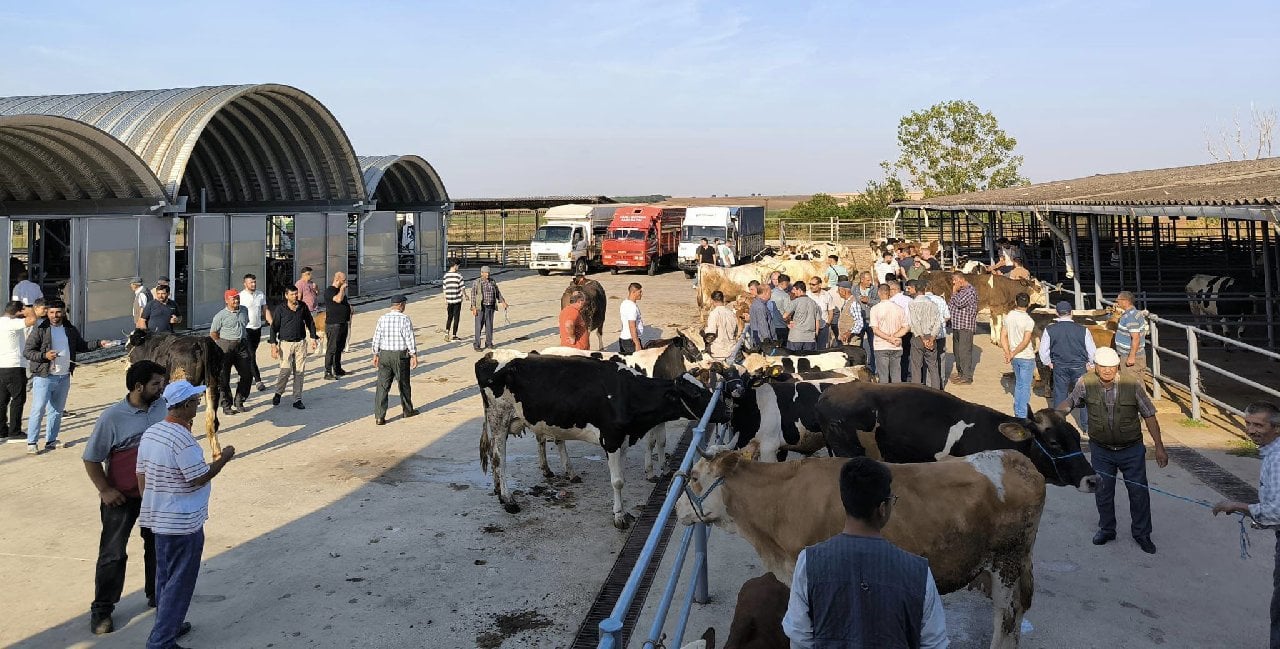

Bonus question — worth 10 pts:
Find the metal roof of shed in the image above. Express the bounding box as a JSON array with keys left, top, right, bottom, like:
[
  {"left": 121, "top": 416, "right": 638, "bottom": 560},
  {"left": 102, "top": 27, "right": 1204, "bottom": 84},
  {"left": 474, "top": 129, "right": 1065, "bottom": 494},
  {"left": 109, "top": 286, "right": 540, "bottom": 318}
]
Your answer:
[
  {"left": 451, "top": 196, "right": 616, "bottom": 210},
  {"left": 359, "top": 155, "right": 448, "bottom": 208},
  {"left": 0, "top": 84, "right": 365, "bottom": 207}
]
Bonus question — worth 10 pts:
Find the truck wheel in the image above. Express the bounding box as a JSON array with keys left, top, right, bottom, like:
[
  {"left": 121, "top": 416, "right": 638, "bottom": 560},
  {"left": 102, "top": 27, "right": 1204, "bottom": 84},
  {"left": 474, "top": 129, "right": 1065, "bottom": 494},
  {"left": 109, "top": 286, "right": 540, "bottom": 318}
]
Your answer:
[
  {"left": 537, "top": 269, "right": 550, "bottom": 276},
  {"left": 611, "top": 268, "right": 619, "bottom": 275},
  {"left": 647, "top": 259, "right": 658, "bottom": 276},
  {"left": 575, "top": 258, "right": 588, "bottom": 275}
]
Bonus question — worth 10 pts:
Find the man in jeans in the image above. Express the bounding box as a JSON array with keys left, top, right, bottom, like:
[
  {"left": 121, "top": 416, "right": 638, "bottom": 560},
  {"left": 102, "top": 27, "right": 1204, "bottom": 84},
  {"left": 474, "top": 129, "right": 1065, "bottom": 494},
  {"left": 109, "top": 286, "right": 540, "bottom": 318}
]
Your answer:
[
  {"left": 0, "top": 301, "right": 33, "bottom": 442},
  {"left": 82, "top": 361, "right": 173, "bottom": 635},
  {"left": 268, "top": 286, "right": 320, "bottom": 410},
  {"left": 949, "top": 272, "right": 979, "bottom": 385},
  {"left": 23, "top": 299, "right": 107, "bottom": 453},
  {"left": 1001, "top": 293, "right": 1037, "bottom": 417},
  {"left": 869, "top": 284, "right": 909, "bottom": 383},
  {"left": 470, "top": 266, "right": 508, "bottom": 351},
  {"left": 137, "top": 380, "right": 235, "bottom": 649}
]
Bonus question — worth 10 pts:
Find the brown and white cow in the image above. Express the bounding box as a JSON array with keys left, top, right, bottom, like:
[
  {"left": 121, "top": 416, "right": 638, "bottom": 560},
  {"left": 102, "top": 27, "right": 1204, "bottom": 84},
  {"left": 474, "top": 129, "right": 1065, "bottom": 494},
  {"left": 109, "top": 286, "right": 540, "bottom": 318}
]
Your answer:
[
  {"left": 677, "top": 449, "right": 1047, "bottom": 649},
  {"left": 920, "top": 271, "right": 1049, "bottom": 345}
]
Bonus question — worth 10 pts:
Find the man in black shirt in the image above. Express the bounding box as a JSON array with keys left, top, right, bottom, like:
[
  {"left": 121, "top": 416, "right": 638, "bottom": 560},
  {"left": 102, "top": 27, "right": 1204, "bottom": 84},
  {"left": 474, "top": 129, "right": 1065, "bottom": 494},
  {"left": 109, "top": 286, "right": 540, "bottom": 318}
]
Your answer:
[
  {"left": 137, "top": 285, "right": 180, "bottom": 333},
  {"left": 323, "top": 272, "right": 352, "bottom": 380},
  {"left": 696, "top": 238, "right": 717, "bottom": 265},
  {"left": 267, "top": 286, "right": 319, "bottom": 410}
]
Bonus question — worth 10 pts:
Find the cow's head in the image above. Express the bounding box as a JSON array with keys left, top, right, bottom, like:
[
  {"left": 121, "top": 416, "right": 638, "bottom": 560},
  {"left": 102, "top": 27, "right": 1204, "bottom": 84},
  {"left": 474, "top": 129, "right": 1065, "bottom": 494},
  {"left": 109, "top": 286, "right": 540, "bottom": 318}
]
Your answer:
[
  {"left": 676, "top": 445, "right": 755, "bottom": 529},
  {"left": 125, "top": 328, "right": 149, "bottom": 350},
  {"left": 1022, "top": 278, "right": 1050, "bottom": 308},
  {"left": 671, "top": 373, "right": 731, "bottom": 423},
  {"left": 998, "top": 408, "right": 1097, "bottom": 492},
  {"left": 675, "top": 330, "right": 706, "bottom": 365}
]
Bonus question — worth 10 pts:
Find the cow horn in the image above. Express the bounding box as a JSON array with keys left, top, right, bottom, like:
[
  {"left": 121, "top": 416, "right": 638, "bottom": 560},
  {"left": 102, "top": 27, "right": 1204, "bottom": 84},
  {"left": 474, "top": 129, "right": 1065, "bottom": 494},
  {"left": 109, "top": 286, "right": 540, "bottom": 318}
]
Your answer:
[{"left": 697, "top": 445, "right": 715, "bottom": 460}]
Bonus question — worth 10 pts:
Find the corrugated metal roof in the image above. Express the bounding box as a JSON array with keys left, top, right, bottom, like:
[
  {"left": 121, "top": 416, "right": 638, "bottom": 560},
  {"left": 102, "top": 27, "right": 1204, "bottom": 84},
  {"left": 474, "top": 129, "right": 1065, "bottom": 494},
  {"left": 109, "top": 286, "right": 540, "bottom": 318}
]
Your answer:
[
  {"left": 359, "top": 155, "right": 448, "bottom": 208},
  {"left": 452, "top": 196, "right": 616, "bottom": 210},
  {"left": 895, "top": 157, "right": 1280, "bottom": 209},
  {"left": 0, "top": 84, "right": 365, "bottom": 205},
  {"left": 0, "top": 114, "right": 166, "bottom": 203}
]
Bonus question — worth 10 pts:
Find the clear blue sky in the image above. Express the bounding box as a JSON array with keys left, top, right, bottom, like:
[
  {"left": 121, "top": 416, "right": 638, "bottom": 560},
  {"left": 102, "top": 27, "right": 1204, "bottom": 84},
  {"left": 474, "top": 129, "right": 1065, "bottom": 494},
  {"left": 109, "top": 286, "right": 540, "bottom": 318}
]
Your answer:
[{"left": 2, "top": 1, "right": 1277, "bottom": 197}]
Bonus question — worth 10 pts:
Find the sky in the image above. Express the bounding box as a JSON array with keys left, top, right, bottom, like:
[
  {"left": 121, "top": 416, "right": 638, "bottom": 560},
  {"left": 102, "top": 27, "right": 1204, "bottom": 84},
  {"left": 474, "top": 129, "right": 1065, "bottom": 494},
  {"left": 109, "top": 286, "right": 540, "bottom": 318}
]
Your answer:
[{"left": 2, "top": 0, "right": 1278, "bottom": 198}]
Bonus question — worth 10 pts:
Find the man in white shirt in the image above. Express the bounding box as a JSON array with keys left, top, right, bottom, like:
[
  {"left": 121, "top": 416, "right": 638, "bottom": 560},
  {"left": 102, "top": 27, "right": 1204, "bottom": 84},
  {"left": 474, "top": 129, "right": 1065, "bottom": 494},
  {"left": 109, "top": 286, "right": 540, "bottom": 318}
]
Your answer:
[
  {"left": 618, "top": 282, "right": 646, "bottom": 354},
  {"left": 129, "top": 277, "right": 150, "bottom": 325},
  {"left": 1001, "top": 293, "right": 1037, "bottom": 417},
  {"left": 11, "top": 271, "right": 42, "bottom": 306},
  {"left": 874, "top": 252, "right": 900, "bottom": 286},
  {"left": 807, "top": 278, "right": 833, "bottom": 349},
  {"left": 704, "top": 291, "right": 740, "bottom": 361},
  {"left": 239, "top": 273, "right": 270, "bottom": 392},
  {"left": 0, "top": 301, "right": 33, "bottom": 441},
  {"left": 783, "top": 457, "right": 948, "bottom": 648},
  {"left": 714, "top": 238, "right": 736, "bottom": 267},
  {"left": 869, "top": 285, "right": 909, "bottom": 383},
  {"left": 137, "top": 380, "right": 234, "bottom": 649}
]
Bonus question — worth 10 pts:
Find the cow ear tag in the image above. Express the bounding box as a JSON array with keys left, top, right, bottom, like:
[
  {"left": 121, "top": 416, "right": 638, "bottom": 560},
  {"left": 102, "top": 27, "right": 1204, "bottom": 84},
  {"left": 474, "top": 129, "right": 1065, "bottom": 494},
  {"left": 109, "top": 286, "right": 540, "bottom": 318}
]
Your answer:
[{"left": 998, "top": 422, "right": 1031, "bottom": 441}]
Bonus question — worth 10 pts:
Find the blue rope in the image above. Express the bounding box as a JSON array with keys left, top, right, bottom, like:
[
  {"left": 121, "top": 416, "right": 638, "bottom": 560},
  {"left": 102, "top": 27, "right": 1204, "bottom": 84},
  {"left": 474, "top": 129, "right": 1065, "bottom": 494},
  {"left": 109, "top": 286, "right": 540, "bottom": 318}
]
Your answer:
[{"left": 1095, "top": 467, "right": 1252, "bottom": 560}]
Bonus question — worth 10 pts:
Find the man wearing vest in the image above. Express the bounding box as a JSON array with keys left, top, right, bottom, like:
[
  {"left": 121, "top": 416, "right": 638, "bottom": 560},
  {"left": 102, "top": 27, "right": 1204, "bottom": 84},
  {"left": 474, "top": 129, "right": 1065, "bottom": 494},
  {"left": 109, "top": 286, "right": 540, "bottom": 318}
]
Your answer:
[
  {"left": 1057, "top": 347, "right": 1167, "bottom": 554},
  {"left": 1039, "top": 301, "right": 1097, "bottom": 427},
  {"left": 783, "top": 456, "right": 948, "bottom": 648}
]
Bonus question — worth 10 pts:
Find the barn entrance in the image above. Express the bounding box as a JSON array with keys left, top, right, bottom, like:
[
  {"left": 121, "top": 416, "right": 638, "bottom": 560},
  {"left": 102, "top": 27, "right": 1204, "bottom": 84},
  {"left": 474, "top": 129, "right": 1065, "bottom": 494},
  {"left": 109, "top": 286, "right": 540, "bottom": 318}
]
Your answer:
[{"left": 7, "top": 218, "right": 72, "bottom": 305}]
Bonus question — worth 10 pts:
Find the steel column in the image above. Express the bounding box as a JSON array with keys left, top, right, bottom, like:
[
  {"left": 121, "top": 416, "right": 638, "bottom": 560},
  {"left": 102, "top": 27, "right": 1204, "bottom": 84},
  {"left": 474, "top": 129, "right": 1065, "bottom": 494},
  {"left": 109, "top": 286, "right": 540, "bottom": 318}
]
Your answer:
[
  {"left": 1187, "top": 328, "right": 1201, "bottom": 421},
  {"left": 1150, "top": 319, "right": 1162, "bottom": 401},
  {"left": 1130, "top": 211, "right": 1143, "bottom": 306},
  {"left": 1263, "top": 222, "right": 1275, "bottom": 350},
  {"left": 1068, "top": 213, "right": 1083, "bottom": 310},
  {"left": 1090, "top": 214, "right": 1103, "bottom": 309}
]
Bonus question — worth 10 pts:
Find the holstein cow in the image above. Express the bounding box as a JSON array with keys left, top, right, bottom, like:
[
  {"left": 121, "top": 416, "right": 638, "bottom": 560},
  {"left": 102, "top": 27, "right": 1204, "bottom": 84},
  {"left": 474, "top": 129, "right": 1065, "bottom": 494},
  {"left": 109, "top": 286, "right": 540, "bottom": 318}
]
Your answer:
[
  {"left": 741, "top": 345, "right": 867, "bottom": 374},
  {"left": 689, "top": 573, "right": 790, "bottom": 649},
  {"left": 560, "top": 276, "right": 607, "bottom": 350},
  {"left": 126, "top": 330, "right": 226, "bottom": 458},
  {"left": 718, "top": 369, "right": 864, "bottom": 462},
  {"left": 475, "top": 353, "right": 728, "bottom": 528},
  {"left": 1186, "top": 273, "right": 1256, "bottom": 344},
  {"left": 677, "top": 449, "right": 1047, "bottom": 649},
  {"left": 921, "top": 271, "right": 1049, "bottom": 346},
  {"left": 816, "top": 382, "right": 1098, "bottom": 491}
]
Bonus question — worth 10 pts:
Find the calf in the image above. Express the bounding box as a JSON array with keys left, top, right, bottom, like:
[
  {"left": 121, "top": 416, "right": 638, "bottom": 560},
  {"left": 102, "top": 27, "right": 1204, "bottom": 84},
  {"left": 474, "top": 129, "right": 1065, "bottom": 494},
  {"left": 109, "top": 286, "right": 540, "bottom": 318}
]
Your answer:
[
  {"left": 475, "top": 354, "right": 727, "bottom": 528},
  {"left": 126, "top": 329, "right": 225, "bottom": 458},
  {"left": 697, "top": 573, "right": 790, "bottom": 649},
  {"left": 816, "top": 381, "right": 1097, "bottom": 491},
  {"left": 677, "top": 449, "right": 1047, "bottom": 649}
]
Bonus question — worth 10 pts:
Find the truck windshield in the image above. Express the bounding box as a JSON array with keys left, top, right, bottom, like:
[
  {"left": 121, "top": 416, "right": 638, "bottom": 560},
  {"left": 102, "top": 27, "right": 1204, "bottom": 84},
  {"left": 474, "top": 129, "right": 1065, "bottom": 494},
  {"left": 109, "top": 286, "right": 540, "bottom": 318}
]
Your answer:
[
  {"left": 533, "top": 226, "right": 573, "bottom": 243},
  {"left": 611, "top": 229, "right": 645, "bottom": 240},
  {"left": 682, "top": 225, "right": 726, "bottom": 241}
]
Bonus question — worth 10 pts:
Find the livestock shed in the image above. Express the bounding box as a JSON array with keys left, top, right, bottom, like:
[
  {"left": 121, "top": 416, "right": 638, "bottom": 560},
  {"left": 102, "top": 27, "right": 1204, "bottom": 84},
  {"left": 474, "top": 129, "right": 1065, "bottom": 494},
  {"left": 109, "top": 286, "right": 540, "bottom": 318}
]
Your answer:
[
  {"left": 0, "top": 84, "right": 449, "bottom": 337},
  {"left": 357, "top": 155, "right": 450, "bottom": 295}
]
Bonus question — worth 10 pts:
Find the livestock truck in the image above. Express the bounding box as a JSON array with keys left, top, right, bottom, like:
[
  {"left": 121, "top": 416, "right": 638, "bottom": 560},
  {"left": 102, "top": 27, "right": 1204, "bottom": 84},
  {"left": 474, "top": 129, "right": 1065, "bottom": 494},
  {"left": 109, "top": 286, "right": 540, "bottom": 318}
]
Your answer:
[
  {"left": 529, "top": 204, "right": 622, "bottom": 275},
  {"left": 601, "top": 206, "right": 685, "bottom": 275},
  {"left": 677, "top": 205, "right": 767, "bottom": 277}
]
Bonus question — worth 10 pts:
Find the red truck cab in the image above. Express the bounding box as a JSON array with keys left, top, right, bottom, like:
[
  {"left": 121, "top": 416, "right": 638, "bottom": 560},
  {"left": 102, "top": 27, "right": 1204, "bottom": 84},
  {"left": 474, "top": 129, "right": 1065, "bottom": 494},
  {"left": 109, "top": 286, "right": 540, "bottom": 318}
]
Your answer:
[{"left": 601, "top": 206, "right": 685, "bottom": 275}]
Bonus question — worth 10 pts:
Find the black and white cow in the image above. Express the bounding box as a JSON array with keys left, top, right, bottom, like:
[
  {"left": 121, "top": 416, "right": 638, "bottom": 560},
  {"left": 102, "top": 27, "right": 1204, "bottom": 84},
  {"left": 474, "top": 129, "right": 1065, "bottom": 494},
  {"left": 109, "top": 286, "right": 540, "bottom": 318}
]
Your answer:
[
  {"left": 741, "top": 345, "right": 868, "bottom": 374},
  {"left": 475, "top": 353, "right": 728, "bottom": 528},
  {"left": 719, "top": 370, "right": 863, "bottom": 462},
  {"left": 1186, "top": 274, "right": 1256, "bottom": 344},
  {"left": 816, "top": 382, "right": 1097, "bottom": 490}
]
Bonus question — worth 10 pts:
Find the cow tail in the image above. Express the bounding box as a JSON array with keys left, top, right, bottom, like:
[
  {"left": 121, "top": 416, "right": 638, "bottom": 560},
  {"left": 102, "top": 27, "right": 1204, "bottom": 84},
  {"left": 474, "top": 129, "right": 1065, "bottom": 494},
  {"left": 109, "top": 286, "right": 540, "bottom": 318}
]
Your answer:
[{"left": 479, "top": 410, "right": 492, "bottom": 475}]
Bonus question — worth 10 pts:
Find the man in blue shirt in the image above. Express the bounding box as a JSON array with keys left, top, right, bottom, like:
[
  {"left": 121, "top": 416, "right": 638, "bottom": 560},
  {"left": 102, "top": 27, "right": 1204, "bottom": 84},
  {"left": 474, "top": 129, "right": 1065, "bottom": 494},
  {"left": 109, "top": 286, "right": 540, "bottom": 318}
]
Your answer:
[{"left": 746, "top": 284, "right": 776, "bottom": 350}]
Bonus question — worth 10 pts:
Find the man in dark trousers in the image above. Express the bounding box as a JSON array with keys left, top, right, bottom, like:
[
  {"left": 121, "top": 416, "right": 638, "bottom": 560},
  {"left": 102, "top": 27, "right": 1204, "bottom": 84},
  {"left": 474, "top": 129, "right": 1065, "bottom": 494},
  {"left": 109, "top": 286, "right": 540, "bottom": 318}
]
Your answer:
[
  {"left": 1039, "top": 301, "right": 1097, "bottom": 426},
  {"left": 208, "top": 290, "right": 251, "bottom": 415},
  {"left": 782, "top": 457, "right": 948, "bottom": 648},
  {"left": 323, "top": 271, "right": 352, "bottom": 380},
  {"left": 1057, "top": 347, "right": 1167, "bottom": 554},
  {"left": 948, "top": 272, "right": 978, "bottom": 385},
  {"left": 371, "top": 295, "right": 418, "bottom": 425},
  {"left": 470, "top": 266, "right": 508, "bottom": 351}
]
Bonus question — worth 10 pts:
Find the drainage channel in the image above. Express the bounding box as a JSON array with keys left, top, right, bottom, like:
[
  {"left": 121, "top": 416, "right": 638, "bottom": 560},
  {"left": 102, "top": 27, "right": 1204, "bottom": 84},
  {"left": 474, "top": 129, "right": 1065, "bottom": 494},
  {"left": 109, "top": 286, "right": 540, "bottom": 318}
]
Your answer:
[
  {"left": 1166, "top": 443, "right": 1258, "bottom": 503},
  {"left": 569, "top": 424, "right": 694, "bottom": 649}
]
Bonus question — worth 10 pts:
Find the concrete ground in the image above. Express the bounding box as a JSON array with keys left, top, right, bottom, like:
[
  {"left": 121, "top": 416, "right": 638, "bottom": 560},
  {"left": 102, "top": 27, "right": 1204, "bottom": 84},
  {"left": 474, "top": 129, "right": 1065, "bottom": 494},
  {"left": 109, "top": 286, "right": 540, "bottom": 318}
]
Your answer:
[{"left": 0, "top": 267, "right": 1271, "bottom": 649}]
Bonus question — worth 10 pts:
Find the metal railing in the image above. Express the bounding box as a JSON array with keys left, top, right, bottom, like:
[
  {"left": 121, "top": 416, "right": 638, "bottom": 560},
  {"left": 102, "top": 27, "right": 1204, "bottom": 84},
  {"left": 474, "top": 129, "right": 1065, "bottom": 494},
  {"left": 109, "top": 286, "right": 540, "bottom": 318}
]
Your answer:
[
  {"left": 446, "top": 244, "right": 532, "bottom": 268},
  {"left": 778, "top": 219, "right": 897, "bottom": 244},
  {"left": 597, "top": 337, "right": 745, "bottom": 649}
]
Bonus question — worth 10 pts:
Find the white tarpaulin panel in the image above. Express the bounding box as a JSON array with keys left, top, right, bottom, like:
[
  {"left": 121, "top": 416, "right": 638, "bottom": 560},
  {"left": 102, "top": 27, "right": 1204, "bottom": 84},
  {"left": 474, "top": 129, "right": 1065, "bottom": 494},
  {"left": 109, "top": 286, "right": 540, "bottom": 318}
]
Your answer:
[
  {"left": 418, "top": 211, "right": 442, "bottom": 282},
  {"left": 81, "top": 217, "right": 139, "bottom": 341},
  {"left": 190, "top": 214, "right": 229, "bottom": 327},
  {"left": 293, "top": 213, "right": 327, "bottom": 281},
  {"left": 326, "top": 212, "right": 347, "bottom": 287},
  {"left": 230, "top": 215, "right": 265, "bottom": 295},
  {"left": 359, "top": 211, "right": 398, "bottom": 294}
]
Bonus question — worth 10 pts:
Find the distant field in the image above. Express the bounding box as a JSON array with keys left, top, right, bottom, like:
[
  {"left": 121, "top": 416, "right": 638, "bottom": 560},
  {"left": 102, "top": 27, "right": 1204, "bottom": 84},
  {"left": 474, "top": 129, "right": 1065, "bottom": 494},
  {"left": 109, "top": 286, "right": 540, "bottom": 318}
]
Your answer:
[{"left": 659, "top": 195, "right": 813, "bottom": 211}]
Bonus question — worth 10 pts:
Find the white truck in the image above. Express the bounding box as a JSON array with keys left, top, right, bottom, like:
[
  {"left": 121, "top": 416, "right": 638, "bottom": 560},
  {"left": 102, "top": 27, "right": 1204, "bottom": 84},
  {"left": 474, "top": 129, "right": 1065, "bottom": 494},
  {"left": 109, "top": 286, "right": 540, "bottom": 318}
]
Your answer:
[
  {"left": 529, "top": 204, "right": 620, "bottom": 275},
  {"left": 677, "top": 206, "right": 767, "bottom": 277}
]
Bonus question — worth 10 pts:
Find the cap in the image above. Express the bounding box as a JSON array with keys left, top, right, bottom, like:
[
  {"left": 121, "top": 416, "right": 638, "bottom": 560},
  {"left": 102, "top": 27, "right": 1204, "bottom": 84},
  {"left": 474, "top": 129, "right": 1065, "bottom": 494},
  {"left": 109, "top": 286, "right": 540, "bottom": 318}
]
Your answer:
[
  {"left": 162, "top": 380, "right": 207, "bottom": 408},
  {"left": 480, "top": 265, "right": 491, "bottom": 274},
  {"left": 1094, "top": 347, "right": 1121, "bottom": 367},
  {"left": 130, "top": 277, "right": 143, "bottom": 285},
  {"left": 1055, "top": 301, "right": 1073, "bottom": 315},
  {"left": 224, "top": 289, "right": 240, "bottom": 300},
  {"left": 391, "top": 294, "right": 408, "bottom": 304},
  {"left": 837, "top": 281, "right": 853, "bottom": 289},
  {"left": 157, "top": 275, "right": 170, "bottom": 283}
]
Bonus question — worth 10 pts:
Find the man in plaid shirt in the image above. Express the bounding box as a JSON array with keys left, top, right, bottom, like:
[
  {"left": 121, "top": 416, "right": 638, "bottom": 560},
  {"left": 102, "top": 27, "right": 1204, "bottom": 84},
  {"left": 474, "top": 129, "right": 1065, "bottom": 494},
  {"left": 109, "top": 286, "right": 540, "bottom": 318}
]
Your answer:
[
  {"left": 371, "top": 295, "right": 418, "bottom": 425},
  {"left": 949, "top": 272, "right": 978, "bottom": 385}
]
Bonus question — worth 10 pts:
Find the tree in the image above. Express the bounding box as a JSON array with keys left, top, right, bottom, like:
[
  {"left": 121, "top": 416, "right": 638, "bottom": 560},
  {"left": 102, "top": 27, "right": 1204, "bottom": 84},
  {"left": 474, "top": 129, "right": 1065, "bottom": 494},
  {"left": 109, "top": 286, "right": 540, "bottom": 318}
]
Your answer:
[
  {"left": 1205, "top": 104, "right": 1276, "bottom": 162},
  {"left": 782, "top": 193, "right": 847, "bottom": 222},
  {"left": 847, "top": 167, "right": 906, "bottom": 220},
  {"left": 891, "top": 100, "right": 1027, "bottom": 197}
]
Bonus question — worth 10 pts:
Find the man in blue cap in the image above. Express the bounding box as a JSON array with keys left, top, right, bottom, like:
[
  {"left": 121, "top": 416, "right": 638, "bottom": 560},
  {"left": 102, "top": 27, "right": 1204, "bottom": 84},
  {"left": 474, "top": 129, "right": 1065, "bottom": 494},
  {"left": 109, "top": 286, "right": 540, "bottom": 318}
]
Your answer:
[{"left": 1038, "top": 301, "right": 1096, "bottom": 426}]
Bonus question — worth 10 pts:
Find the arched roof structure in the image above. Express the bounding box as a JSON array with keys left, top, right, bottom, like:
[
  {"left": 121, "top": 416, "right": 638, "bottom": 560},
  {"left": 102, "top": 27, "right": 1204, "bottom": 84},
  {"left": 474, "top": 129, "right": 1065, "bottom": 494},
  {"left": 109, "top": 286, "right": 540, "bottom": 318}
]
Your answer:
[
  {"left": 0, "top": 84, "right": 365, "bottom": 207},
  {"left": 359, "top": 154, "right": 449, "bottom": 209},
  {"left": 0, "top": 114, "right": 167, "bottom": 205}
]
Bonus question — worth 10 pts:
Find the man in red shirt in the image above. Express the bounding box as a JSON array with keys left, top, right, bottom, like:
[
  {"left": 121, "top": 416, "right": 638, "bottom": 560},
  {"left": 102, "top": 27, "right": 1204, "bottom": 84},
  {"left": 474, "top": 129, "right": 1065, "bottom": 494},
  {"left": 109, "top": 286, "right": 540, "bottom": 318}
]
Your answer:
[{"left": 559, "top": 291, "right": 590, "bottom": 350}]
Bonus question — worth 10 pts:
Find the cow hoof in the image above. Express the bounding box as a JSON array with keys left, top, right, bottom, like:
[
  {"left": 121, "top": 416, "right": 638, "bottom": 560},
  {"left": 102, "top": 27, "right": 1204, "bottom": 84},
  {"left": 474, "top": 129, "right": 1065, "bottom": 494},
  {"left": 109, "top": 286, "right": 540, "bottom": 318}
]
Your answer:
[
  {"left": 503, "top": 502, "right": 521, "bottom": 514},
  {"left": 541, "top": 469, "right": 555, "bottom": 480},
  {"left": 613, "top": 513, "right": 636, "bottom": 530},
  {"left": 646, "top": 475, "right": 659, "bottom": 484},
  {"left": 569, "top": 475, "right": 583, "bottom": 484}
]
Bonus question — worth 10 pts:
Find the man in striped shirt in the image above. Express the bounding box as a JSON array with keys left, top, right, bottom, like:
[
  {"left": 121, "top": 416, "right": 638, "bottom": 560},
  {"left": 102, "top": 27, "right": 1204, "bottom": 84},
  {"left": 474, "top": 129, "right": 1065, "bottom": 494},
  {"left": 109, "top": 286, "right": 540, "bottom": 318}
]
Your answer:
[
  {"left": 442, "top": 260, "right": 465, "bottom": 341},
  {"left": 137, "top": 380, "right": 235, "bottom": 649},
  {"left": 371, "top": 295, "right": 418, "bottom": 425}
]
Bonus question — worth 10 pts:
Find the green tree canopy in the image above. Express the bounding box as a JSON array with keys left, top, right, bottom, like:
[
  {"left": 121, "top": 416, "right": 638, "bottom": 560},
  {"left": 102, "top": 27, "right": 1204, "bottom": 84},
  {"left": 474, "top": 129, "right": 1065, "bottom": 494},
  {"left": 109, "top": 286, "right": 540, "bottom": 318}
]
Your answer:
[{"left": 891, "top": 100, "right": 1027, "bottom": 197}]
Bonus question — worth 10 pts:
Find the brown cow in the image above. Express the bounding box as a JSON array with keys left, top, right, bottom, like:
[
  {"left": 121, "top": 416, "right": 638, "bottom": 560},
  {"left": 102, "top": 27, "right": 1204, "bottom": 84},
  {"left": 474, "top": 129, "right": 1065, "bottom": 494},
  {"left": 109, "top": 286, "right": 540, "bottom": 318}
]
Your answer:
[
  {"left": 690, "top": 573, "right": 790, "bottom": 649},
  {"left": 677, "top": 448, "right": 1046, "bottom": 649},
  {"left": 560, "top": 277, "right": 607, "bottom": 350},
  {"left": 921, "top": 271, "right": 1048, "bottom": 346}
]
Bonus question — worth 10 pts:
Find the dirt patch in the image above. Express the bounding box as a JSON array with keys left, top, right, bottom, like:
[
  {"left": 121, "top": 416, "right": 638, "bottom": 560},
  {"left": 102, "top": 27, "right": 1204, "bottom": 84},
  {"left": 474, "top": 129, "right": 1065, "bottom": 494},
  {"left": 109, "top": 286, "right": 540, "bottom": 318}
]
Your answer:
[{"left": 475, "top": 610, "right": 554, "bottom": 648}]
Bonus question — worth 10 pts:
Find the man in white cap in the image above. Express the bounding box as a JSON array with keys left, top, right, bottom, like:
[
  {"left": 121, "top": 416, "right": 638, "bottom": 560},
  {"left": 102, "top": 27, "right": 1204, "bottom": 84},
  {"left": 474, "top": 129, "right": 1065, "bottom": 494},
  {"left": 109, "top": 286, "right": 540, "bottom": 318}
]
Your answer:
[
  {"left": 137, "top": 380, "right": 235, "bottom": 649},
  {"left": 1056, "top": 346, "right": 1167, "bottom": 554}
]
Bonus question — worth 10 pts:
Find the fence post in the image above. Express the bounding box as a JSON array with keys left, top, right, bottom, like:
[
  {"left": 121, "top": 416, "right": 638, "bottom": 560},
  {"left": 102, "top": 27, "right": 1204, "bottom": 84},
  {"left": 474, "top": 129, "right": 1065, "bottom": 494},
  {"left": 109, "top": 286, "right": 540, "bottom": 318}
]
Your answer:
[
  {"left": 1187, "top": 327, "right": 1201, "bottom": 421},
  {"left": 693, "top": 522, "right": 710, "bottom": 604},
  {"left": 1149, "top": 318, "right": 1162, "bottom": 401}
]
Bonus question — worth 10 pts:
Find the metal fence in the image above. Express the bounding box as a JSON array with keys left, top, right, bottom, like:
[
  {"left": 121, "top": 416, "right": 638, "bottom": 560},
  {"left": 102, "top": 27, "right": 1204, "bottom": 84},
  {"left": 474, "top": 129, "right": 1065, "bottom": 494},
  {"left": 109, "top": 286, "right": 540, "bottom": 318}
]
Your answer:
[
  {"left": 778, "top": 219, "right": 897, "bottom": 244},
  {"left": 446, "top": 244, "right": 532, "bottom": 268},
  {"left": 597, "top": 338, "right": 744, "bottom": 649}
]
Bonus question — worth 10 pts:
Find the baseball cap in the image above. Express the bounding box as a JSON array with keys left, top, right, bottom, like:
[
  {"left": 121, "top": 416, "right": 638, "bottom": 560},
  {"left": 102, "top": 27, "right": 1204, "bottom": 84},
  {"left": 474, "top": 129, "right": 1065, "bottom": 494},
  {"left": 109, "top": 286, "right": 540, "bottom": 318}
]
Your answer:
[
  {"left": 130, "top": 277, "right": 144, "bottom": 285},
  {"left": 837, "top": 281, "right": 853, "bottom": 289},
  {"left": 1094, "top": 347, "right": 1121, "bottom": 367},
  {"left": 162, "top": 380, "right": 207, "bottom": 408},
  {"left": 480, "top": 265, "right": 491, "bottom": 274},
  {"left": 158, "top": 275, "right": 170, "bottom": 283},
  {"left": 1055, "top": 301, "right": 1073, "bottom": 315},
  {"left": 224, "top": 289, "right": 240, "bottom": 300},
  {"left": 391, "top": 294, "right": 408, "bottom": 304}
]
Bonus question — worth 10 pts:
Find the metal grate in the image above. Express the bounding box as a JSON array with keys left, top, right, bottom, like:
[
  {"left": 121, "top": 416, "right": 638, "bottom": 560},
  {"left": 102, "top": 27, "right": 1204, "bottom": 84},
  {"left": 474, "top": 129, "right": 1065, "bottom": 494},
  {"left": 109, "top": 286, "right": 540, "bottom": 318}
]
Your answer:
[{"left": 570, "top": 424, "right": 694, "bottom": 649}]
